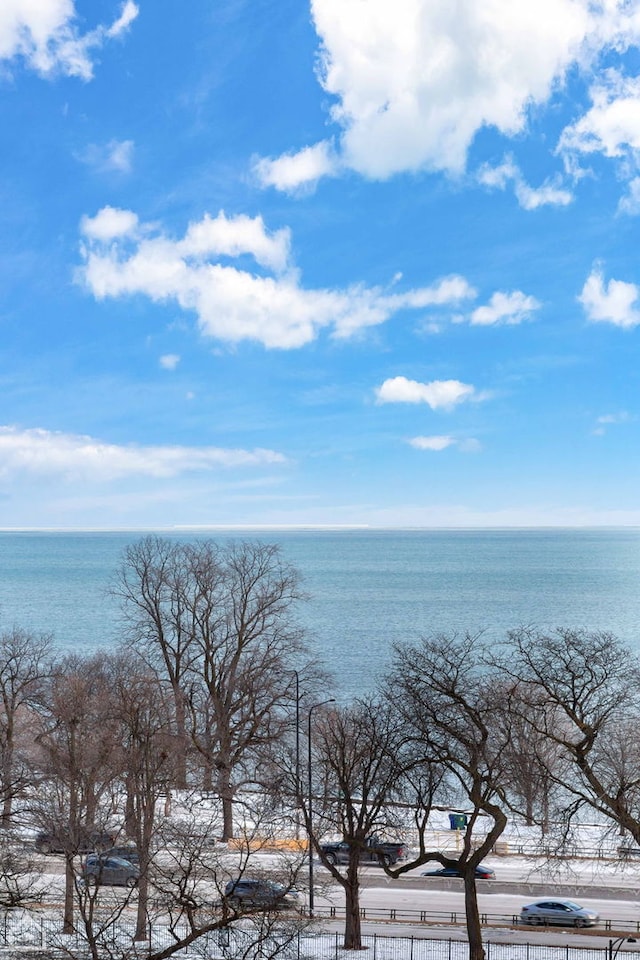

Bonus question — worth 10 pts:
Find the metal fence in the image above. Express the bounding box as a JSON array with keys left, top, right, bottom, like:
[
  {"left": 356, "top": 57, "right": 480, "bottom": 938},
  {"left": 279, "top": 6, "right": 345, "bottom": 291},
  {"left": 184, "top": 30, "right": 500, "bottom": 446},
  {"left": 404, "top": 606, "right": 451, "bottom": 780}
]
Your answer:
[{"left": 0, "top": 917, "right": 636, "bottom": 960}]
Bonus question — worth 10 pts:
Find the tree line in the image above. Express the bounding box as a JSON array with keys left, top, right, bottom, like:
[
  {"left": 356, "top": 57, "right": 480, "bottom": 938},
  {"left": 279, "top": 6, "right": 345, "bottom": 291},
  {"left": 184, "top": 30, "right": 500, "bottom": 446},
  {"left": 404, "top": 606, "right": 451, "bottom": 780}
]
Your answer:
[{"left": 0, "top": 536, "right": 638, "bottom": 960}]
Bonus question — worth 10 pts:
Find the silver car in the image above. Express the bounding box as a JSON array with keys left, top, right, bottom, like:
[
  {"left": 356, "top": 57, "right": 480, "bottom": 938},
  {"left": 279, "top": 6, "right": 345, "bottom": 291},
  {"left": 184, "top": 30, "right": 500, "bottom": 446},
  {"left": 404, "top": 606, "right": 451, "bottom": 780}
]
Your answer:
[
  {"left": 520, "top": 899, "right": 599, "bottom": 928},
  {"left": 83, "top": 855, "right": 139, "bottom": 888}
]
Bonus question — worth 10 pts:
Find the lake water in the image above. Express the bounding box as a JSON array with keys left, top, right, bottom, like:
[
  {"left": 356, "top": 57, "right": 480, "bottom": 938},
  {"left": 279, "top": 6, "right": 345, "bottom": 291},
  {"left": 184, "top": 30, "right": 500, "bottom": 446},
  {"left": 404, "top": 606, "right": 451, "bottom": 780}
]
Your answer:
[{"left": 0, "top": 528, "right": 639, "bottom": 697}]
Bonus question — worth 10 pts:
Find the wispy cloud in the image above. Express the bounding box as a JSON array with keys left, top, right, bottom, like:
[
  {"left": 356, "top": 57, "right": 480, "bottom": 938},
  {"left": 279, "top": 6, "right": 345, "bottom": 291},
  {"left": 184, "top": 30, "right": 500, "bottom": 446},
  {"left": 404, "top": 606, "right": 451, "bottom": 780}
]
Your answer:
[
  {"left": 592, "top": 411, "right": 633, "bottom": 435},
  {"left": 0, "top": 1, "right": 139, "bottom": 80},
  {"left": 76, "top": 139, "right": 135, "bottom": 175},
  {"left": 159, "top": 354, "right": 180, "bottom": 371},
  {"left": 409, "top": 435, "right": 481, "bottom": 452},
  {"left": 477, "top": 156, "right": 572, "bottom": 210},
  {"left": 0, "top": 426, "right": 285, "bottom": 481}
]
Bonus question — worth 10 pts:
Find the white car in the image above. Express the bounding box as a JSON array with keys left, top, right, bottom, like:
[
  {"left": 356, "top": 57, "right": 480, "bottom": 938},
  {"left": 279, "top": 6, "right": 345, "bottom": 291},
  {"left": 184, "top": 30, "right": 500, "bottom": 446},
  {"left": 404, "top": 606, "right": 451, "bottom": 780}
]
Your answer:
[{"left": 520, "top": 899, "right": 599, "bottom": 928}]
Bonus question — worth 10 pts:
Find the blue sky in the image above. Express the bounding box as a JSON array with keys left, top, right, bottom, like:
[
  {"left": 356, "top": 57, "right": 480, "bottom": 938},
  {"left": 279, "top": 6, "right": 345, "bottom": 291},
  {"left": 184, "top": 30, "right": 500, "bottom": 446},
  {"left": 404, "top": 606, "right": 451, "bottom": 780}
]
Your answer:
[{"left": 2, "top": 0, "right": 640, "bottom": 528}]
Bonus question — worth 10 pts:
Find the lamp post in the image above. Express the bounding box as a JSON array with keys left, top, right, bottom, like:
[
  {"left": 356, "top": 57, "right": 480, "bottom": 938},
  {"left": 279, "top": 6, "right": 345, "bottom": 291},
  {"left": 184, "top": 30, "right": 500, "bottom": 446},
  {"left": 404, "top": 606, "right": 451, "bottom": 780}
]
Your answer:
[
  {"left": 293, "top": 670, "right": 301, "bottom": 841},
  {"left": 609, "top": 937, "right": 637, "bottom": 960},
  {"left": 307, "top": 697, "right": 335, "bottom": 917}
]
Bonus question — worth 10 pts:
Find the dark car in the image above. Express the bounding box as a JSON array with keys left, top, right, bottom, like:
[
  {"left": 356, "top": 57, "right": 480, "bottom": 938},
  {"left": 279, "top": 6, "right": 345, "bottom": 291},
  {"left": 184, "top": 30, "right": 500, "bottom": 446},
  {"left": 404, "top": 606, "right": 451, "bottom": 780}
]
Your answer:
[
  {"left": 320, "top": 835, "right": 408, "bottom": 867},
  {"left": 102, "top": 845, "right": 139, "bottom": 865},
  {"left": 421, "top": 864, "right": 496, "bottom": 879},
  {"left": 223, "top": 879, "right": 300, "bottom": 910},
  {"left": 35, "top": 829, "right": 116, "bottom": 855},
  {"left": 83, "top": 855, "right": 139, "bottom": 888}
]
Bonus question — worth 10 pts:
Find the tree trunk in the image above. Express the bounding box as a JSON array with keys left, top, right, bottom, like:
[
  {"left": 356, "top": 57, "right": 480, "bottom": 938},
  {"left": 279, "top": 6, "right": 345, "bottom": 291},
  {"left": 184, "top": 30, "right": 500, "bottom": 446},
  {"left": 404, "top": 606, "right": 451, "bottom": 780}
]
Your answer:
[
  {"left": 135, "top": 872, "right": 149, "bottom": 942},
  {"left": 463, "top": 872, "right": 485, "bottom": 960},
  {"left": 63, "top": 854, "right": 75, "bottom": 935},
  {"left": 1, "top": 717, "right": 14, "bottom": 827},
  {"left": 124, "top": 776, "right": 136, "bottom": 838},
  {"left": 202, "top": 757, "right": 212, "bottom": 792},
  {"left": 134, "top": 791, "right": 155, "bottom": 941},
  {"left": 172, "top": 681, "right": 188, "bottom": 790},
  {"left": 217, "top": 761, "right": 234, "bottom": 841},
  {"left": 343, "top": 854, "right": 362, "bottom": 949}
]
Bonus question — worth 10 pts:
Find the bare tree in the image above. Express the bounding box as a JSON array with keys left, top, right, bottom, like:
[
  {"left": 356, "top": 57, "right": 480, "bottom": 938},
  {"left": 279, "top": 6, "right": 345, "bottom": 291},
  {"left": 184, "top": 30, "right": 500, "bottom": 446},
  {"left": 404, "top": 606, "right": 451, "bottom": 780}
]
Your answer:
[
  {"left": 496, "top": 627, "right": 640, "bottom": 847},
  {"left": 186, "top": 541, "right": 307, "bottom": 840},
  {"left": 113, "top": 537, "right": 201, "bottom": 789},
  {"left": 491, "top": 681, "right": 562, "bottom": 832},
  {"left": 33, "top": 654, "right": 121, "bottom": 934},
  {"left": 112, "top": 659, "right": 176, "bottom": 942},
  {"left": 390, "top": 633, "right": 511, "bottom": 960},
  {"left": 0, "top": 627, "right": 52, "bottom": 826},
  {"left": 298, "top": 697, "right": 437, "bottom": 950}
]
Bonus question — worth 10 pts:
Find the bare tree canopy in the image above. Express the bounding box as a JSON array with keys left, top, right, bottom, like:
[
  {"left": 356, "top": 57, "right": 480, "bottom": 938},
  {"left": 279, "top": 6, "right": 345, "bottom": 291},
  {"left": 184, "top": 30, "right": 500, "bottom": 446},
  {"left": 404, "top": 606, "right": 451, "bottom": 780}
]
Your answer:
[
  {"left": 389, "top": 633, "right": 511, "bottom": 960},
  {"left": 495, "top": 628, "right": 640, "bottom": 845},
  {"left": 114, "top": 537, "right": 310, "bottom": 839}
]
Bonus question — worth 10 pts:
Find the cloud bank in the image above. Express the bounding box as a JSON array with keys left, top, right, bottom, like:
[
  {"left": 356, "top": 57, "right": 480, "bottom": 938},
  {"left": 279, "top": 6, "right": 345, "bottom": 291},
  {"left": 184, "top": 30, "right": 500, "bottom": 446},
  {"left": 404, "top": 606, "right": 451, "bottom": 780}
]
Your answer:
[{"left": 256, "top": 0, "right": 640, "bottom": 193}]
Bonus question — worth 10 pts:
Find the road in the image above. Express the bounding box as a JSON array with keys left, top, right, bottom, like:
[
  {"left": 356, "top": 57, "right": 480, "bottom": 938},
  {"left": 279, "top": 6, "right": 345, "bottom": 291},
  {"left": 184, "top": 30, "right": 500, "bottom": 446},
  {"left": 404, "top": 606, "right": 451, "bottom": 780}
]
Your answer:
[{"left": 30, "top": 848, "right": 640, "bottom": 948}]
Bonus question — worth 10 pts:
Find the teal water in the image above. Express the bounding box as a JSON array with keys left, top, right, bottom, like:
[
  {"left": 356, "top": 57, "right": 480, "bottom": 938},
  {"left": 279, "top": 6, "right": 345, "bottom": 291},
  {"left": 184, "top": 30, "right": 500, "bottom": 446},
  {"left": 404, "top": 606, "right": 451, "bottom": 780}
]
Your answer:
[{"left": 0, "top": 528, "right": 639, "bottom": 696}]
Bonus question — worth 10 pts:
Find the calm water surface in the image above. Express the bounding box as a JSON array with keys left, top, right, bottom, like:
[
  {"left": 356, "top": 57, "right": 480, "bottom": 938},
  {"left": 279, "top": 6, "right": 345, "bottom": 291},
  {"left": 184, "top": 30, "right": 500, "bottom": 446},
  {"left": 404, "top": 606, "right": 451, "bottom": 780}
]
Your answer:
[{"left": 0, "top": 528, "right": 639, "bottom": 696}]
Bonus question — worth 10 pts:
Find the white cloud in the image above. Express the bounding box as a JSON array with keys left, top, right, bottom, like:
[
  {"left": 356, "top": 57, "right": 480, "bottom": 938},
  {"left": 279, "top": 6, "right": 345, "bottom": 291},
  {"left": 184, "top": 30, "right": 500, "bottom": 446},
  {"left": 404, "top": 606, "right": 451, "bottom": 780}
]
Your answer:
[
  {"left": 179, "top": 211, "right": 292, "bottom": 274},
  {"left": 579, "top": 267, "right": 640, "bottom": 328},
  {"left": 106, "top": 0, "right": 138, "bottom": 37},
  {"left": 80, "top": 206, "right": 139, "bottom": 241},
  {"left": 592, "top": 410, "right": 632, "bottom": 435},
  {"left": 596, "top": 411, "right": 631, "bottom": 425},
  {"left": 254, "top": 0, "right": 631, "bottom": 188},
  {"left": 0, "top": 426, "right": 285, "bottom": 481},
  {"left": 78, "top": 208, "right": 477, "bottom": 349},
  {"left": 618, "top": 176, "right": 640, "bottom": 215},
  {"left": 409, "top": 435, "right": 455, "bottom": 450},
  {"left": 254, "top": 141, "right": 339, "bottom": 194},
  {"left": 409, "top": 435, "right": 481, "bottom": 451},
  {"left": 0, "top": 1, "right": 139, "bottom": 80},
  {"left": 559, "top": 70, "right": 640, "bottom": 163},
  {"left": 77, "top": 139, "right": 134, "bottom": 174},
  {"left": 478, "top": 157, "right": 573, "bottom": 210},
  {"left": 159, "top": 354, "right": 180, "bottom": 370},
  {"left": 376, "top": 376, "right": 480, "bottom": 410},
  {"left": 469, "top": 290, "right": 541, "bottom": 326}
]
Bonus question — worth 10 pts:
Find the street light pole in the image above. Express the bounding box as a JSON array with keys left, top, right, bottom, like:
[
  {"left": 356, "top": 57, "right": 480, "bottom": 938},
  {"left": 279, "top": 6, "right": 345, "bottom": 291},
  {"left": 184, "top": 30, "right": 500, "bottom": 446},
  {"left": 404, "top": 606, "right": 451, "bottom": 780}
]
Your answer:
[
  {"left": 293, "top": 671, "right": 301, "bottom": 841},
  {"left": 307, "top": 697, "right": 335, "bottom": 917}
]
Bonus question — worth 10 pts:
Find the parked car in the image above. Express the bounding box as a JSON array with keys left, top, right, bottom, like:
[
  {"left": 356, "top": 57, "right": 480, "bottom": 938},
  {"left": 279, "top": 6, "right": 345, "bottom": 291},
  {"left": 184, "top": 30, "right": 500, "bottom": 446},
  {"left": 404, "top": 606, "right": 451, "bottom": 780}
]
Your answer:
[
  {"left": 223, "top": 879, "right": 300, "bottom": 910},
  {"left": 422, "top": 864, "right": 495, "bottom": 879},
  {"left": 82, "top": 855, "right": 139, "bottom": 888},
  {"left": 102, "top": 845, "right": 140, "bottom": 865},
  {"left": 520, "top": 899, "right": 600, "bottom": 927},
  {"left": 35, "top": 829, "right": 116, "bottom": 855},
  {"left": 320, "top": 835, "right": 408, "bottom": 867}
]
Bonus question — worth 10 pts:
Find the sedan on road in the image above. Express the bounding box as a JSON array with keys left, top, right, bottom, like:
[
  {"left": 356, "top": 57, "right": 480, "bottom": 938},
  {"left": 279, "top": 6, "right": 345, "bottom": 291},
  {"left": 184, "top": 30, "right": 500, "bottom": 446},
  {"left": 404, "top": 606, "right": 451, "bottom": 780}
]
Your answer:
[
  {"left": 223, "top": 879, "right": 300, "bottom": 911},
  {"left": 82, "top": 855, "right": 139, "bottom": 888},
  {"left": 422, "top": 865, "right": 496, "bottom": 879},
  {"left": 520, "top": 899, "right": 600, "bottom": 927}
]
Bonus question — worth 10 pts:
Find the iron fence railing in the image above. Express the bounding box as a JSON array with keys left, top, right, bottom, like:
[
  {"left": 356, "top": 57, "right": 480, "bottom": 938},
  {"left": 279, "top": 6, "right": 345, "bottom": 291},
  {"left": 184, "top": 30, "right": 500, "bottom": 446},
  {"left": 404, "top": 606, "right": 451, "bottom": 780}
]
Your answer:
[{"left": 0, "top": 923, "right": 636, "bottom": 960}]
